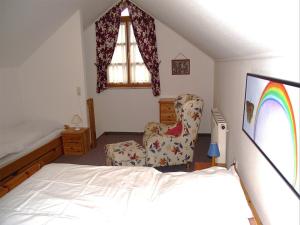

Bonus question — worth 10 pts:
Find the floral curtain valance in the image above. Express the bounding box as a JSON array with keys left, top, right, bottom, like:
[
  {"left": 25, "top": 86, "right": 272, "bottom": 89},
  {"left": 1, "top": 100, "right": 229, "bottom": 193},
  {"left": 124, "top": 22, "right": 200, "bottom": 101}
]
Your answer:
[{"left": 95, "top": 0, "right": 160, "bottom": 96}]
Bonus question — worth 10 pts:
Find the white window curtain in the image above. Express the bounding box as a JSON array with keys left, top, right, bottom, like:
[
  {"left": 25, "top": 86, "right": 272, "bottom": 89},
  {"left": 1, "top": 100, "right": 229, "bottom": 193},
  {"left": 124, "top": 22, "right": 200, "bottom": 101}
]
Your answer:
[
  {"left": 129, "top": 25, "right": 151, "bottom": 83},
  {"left": 108, "top": 21, "right": 150, "bottom": 84},
  {"left": 108, "top": 23, "right": 127, "bottom": 83}
]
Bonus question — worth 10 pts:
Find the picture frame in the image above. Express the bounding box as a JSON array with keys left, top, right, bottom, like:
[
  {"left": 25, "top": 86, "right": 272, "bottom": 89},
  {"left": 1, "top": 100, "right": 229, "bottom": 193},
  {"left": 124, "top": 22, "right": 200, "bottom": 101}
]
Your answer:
[
  {"left": 171, "top": 59, "right": 190, "bottom": 75},
  {"left": 242, "top": 73, "right": 300, "bottom": 198}
]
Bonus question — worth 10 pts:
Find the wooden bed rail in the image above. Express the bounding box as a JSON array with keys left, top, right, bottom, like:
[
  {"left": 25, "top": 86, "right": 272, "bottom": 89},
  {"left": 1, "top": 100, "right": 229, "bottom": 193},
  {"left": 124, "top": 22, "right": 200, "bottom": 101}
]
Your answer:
[
  {"left": 0, "top": 163, "right": 42, "bottom": 197},
  {"left": 0, "top": 136, "right": 63, "bottom": 197},
  {"left": 0, "top": 137, "right": 62, "bottom": 182},
  {"left": 240, "top": 179, "right": 263, "bottom": 225},
  {"left": 232, "top": 162, "right": 263, "bottom": 225}
]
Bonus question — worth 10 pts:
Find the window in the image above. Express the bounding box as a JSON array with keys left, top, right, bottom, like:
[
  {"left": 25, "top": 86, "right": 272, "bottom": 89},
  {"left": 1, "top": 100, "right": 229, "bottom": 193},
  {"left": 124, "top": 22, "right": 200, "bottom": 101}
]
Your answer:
[{"left": 107, "top": 8, "right": 151, "bottom": 88}]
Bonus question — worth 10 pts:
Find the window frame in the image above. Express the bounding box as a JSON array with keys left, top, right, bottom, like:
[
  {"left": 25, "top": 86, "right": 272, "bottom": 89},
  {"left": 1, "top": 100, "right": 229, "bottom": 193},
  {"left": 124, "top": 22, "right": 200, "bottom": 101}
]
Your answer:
[{"left": 107, "top": 16, "right": 151, "bottom": 89}]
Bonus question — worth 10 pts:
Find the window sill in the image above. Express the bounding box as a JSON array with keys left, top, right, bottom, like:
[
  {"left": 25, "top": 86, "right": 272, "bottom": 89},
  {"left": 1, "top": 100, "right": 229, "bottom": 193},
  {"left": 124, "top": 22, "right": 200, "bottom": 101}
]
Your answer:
[{"left": 108, "top": 83, "right": 151, "bottom": 89}]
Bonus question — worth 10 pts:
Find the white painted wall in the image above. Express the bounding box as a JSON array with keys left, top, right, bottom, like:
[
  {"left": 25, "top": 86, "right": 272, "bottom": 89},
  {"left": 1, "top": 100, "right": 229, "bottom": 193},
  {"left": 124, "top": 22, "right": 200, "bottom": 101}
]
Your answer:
[
  {"left": 0, "top": 68, "right": 24, "bottom": 128},
  {"left": 84, "top": 19, "right": 214, "bottom": 137},
  {"left": 19, "top": 11, "right": 88, "bottom": 127},
  {"left": 214, "top": 56, "right": 299, "bottom": 225}
]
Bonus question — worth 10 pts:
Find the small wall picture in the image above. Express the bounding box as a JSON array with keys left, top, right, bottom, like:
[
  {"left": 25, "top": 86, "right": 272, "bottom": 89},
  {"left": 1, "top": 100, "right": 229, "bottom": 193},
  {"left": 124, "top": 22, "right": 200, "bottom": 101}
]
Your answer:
[{"left": 172, "top": 59, "right": 190, "bottom": 75}]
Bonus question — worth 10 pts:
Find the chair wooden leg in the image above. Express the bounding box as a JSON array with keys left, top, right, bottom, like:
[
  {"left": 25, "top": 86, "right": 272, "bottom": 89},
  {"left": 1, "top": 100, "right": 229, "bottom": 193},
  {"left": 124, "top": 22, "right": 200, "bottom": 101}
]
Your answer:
[{"left": 186, "top": 162, "right": 192, "bottom": 170}]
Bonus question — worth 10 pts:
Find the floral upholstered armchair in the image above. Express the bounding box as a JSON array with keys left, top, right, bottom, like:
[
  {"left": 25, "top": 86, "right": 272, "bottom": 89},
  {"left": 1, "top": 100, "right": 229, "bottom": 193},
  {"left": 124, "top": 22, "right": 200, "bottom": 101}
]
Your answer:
[{"left": 143, "top": 94, "right": 204, "bottom": 167}]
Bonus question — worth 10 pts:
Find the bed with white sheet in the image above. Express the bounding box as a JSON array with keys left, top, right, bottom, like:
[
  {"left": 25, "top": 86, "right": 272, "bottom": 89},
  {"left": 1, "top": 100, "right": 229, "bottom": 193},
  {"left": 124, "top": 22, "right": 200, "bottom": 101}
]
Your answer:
[
  {"left": 0, "top": 163, "right": 255, "bottom": 225},
  {"left": 0, "top": 120, "right": 64, "bottom": 183}
]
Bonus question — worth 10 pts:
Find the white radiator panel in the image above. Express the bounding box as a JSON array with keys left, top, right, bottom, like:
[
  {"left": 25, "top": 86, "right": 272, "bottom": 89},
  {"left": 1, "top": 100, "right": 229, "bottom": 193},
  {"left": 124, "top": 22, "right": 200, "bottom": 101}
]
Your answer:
[{"left": 211, "top": 108, "right": 227, "bottom": 164}]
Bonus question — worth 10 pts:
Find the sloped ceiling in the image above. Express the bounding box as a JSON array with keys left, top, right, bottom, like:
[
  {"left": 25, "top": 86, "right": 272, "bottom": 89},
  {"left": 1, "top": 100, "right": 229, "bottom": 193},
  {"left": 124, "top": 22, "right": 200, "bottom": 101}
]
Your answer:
[
  {"left": 0, "top": 0, "right": 116, "bottom": 67},
  {"left": 134, "top": 0, "right": 299, "bottom": 60},
  {"left": 0, "top": 0, "right": 298, "bottom": 67}
]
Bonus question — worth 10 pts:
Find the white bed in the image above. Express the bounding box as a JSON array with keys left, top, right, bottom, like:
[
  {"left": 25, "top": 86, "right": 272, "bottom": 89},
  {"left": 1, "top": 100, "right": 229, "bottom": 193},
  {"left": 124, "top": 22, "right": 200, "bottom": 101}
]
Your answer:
[
  {"left": 0, "top": 163, "right": 253, "bottom": 225},
  {"left": 0, "top": 120, "right": 63, "bottom": 168}
]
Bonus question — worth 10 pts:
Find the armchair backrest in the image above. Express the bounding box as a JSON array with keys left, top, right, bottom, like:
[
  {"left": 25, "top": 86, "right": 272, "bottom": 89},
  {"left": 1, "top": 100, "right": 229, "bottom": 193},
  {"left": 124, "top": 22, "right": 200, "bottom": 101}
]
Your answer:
[
  {"left": 175, "top": 94, "right": 204, "bottom": 143},
  {"left": 174, "top": 94, "right": 198, "bottom": 120}
]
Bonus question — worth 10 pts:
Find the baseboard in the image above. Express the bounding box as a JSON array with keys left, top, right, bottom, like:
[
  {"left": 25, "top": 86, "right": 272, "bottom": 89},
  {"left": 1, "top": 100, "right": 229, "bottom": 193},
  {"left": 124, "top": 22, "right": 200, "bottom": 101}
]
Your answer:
[
  {"left": 102, "top": 131, "right": 144, "bottom": 135},
  {"left": 99, "top": 132, "right": 211, "bottom": 138},
  {"left": 96, "top": 132, "right": 143, "bottom": 141}
]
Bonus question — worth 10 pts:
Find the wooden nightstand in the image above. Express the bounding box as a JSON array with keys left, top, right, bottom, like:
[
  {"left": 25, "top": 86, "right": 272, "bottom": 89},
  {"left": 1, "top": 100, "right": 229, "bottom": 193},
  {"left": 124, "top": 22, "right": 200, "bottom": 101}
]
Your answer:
[
  {"left": 62, "top": 128, "right": 90, "bottom": 155},
  {"left": 194, "top": 162, "right": 212, "bottom": 171},
  {"left": 159, "top": 98, "right": 176, "bottom": 125}
]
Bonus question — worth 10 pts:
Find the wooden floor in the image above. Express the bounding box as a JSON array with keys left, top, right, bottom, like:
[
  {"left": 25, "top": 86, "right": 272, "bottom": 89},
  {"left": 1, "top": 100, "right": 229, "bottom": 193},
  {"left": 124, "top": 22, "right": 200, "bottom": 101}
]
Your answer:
[{"left": 55, "top": 132, "right": 211, "bottom": 172}]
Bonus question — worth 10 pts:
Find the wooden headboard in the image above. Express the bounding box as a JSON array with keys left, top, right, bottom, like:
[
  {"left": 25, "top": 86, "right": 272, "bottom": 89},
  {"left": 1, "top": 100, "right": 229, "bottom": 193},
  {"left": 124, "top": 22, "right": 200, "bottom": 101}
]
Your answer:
[{"left": 87, "top": 98, "right": 96, "bottom": 148}]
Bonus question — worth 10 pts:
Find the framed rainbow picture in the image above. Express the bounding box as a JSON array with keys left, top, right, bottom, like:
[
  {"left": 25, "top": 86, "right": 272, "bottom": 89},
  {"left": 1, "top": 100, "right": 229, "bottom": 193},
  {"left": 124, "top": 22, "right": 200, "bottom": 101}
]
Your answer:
[{"left": 242, "top": 73, "right": 300, "bottom": 198}]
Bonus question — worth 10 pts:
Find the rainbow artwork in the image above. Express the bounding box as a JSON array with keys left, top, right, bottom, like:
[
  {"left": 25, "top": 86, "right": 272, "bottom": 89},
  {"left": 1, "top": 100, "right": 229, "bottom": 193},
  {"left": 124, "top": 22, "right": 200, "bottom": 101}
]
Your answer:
[
  {"left": 243, "top": 74, "right": 300, "bottom": 198},
  {"left": 254, "top": 82, "right": 298, "bottom": 186}
]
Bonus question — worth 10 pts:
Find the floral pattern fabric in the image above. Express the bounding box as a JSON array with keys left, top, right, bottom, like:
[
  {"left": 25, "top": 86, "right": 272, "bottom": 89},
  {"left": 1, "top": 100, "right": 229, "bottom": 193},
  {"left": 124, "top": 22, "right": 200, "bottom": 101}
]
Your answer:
[
  {"left": 143, "top": 94, "right": 204, "bottom": 167},
  {"left": 95, "top": 1, "right": 124, "bottom": 93},
  {"left": 174, "top": 94, "right": 195, "bottom": 121},
  {"left": 95, "top": 0, "right": 160, "bottom": 96},
  {"left": 127, "top": 1, "right": 160, "bottom": 96},
  {"left": 105, "top": 140, "right": 146, "bottom": 166},
  {"left": 142, "top": 122, "right": 173, "bottom": 147}
]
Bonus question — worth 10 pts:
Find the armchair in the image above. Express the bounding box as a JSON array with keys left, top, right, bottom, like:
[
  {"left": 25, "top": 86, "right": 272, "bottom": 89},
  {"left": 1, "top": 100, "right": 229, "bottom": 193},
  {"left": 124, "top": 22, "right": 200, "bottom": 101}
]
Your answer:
[{"left": 143, "top": 94, "right": 204, "bottom": 167}]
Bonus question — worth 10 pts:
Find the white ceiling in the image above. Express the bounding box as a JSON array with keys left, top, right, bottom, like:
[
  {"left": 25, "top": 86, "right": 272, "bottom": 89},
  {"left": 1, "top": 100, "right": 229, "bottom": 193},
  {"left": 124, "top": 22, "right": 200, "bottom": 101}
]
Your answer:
[
  {"left": 0, "top": 0, "right": 298, "bottom": 67},
  {"left": 0, "top": 0, "right": 116, "bottom": 67}
]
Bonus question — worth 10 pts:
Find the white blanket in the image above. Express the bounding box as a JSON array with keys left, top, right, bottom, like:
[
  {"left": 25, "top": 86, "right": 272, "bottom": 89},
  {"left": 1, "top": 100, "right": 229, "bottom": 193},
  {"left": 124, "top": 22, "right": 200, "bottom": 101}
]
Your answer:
[
  {"left": 0, "top": 120, "right": 63, "bottom": 159},
  {"left": 0, "top": 164, "right": 253, "bottom": 225}
]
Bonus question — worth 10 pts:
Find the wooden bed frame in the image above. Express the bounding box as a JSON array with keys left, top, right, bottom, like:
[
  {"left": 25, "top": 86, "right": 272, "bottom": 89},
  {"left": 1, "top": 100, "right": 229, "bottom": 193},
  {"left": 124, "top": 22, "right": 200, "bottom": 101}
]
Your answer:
[
  {"left": 234, "top": 163, "right": 262, "bottom": 225},
  {"left": 0, "top": 98, "right": 97, "bottom": 197},
  {"left": 0, "top": 136, "right": 63, "bottom": 197}
]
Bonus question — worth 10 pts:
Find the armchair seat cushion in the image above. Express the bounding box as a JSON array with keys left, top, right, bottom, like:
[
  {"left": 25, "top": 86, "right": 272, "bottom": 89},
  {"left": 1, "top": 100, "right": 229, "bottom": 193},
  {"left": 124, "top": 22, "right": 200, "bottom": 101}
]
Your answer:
[
  {"left": 105, "top": 140, "right": 146, "bottom": 166},
  {"left": 143, "top": 122, "right": 172, "bottom": 146}
]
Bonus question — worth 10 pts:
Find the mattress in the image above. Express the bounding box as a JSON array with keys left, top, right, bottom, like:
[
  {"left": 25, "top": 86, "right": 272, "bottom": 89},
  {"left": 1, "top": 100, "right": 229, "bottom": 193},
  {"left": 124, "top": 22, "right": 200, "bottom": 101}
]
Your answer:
[
  {"left": 0, "top": 164, "right": 253, "bottom": 225},
  {"left": 0, "top": 120, "right": 63, "bottom": 168}
]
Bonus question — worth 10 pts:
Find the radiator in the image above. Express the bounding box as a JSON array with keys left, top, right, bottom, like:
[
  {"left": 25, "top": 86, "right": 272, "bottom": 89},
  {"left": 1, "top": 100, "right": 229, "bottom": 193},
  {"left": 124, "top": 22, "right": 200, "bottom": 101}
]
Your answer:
[{"left": 211, "top": 108, "right": 228, "bottom": 164}]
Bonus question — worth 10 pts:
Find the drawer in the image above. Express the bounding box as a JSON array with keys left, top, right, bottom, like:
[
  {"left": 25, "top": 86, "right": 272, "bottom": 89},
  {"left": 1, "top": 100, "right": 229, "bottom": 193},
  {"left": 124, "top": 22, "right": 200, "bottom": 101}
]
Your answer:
[
  {"left": 64, "top": 141, "right": 82, "bottom": 148},
  {"left": 63, "top": 135, "right": 82, "bottom": 143},
  {"left": 161, "top": 120, "right": 176, "bottom": 125},
  {"left": 39, "top": 148, "right": 63, "bottom": 165},
  {"left": 160, "top": 113, "right": 176, "bottom": 121},
  {"left": 160, "top": 103, "right": 175, "bottom": 113},
  {"left": 64, "top": 145, "right": 83, "bottom": 153},
  {"left": 4, "top": 173, "right": 28, "bottom": 190}
]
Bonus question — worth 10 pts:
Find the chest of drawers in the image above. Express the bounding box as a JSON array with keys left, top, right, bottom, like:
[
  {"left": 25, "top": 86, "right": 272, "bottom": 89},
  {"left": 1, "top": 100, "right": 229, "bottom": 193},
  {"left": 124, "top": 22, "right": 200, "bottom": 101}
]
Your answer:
[
  {"left": 159, "top": 98, "right": 176, "bottom": 125},
  {"left": 62, "top": 128, "right": 90, "bottom": 155}
]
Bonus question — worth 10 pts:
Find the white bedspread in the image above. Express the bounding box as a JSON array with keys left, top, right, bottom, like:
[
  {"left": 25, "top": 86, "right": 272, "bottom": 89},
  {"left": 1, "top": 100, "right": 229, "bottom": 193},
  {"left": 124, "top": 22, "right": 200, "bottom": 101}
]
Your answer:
[
  {"left": 0, "top": 164, "right": 253, "bottom": 225},
  {"left": 0, "top": 120, "right": 63, "bottom": 159}
]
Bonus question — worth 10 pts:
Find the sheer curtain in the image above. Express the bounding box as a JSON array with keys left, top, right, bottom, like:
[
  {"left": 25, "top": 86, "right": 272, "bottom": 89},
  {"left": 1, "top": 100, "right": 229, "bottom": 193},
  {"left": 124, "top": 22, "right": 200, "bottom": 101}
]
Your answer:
[
  {"left": 108, "top": 21, "right": 151, "bottom": 84},
  {"left": 107, "top": 23, "right": 127, "bottom": 83},
  {"left": 130, "top": 25, "right": 151, "bottom": 83}
]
